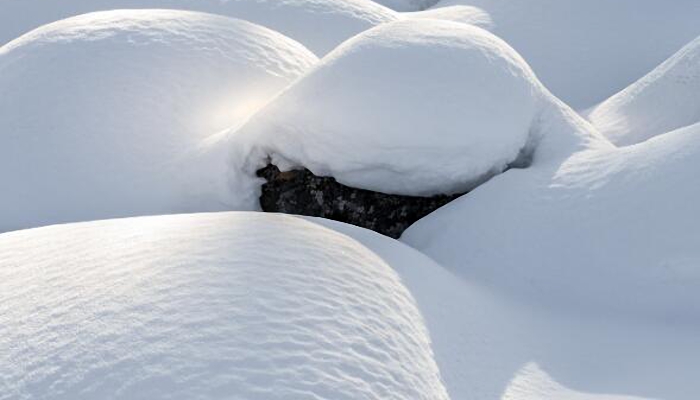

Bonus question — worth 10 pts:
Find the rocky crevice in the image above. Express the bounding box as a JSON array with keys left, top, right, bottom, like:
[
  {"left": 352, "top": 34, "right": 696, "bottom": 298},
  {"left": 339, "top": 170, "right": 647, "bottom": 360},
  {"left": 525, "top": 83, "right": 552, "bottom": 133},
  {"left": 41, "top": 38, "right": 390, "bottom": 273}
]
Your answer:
[{"left": 257, "top": 164, "right": 465, "bottom": 238}]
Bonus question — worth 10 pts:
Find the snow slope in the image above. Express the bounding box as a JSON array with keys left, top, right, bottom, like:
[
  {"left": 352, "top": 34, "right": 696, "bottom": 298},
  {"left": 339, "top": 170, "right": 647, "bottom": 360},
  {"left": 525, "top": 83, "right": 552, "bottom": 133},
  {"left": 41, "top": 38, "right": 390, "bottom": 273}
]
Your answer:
[
  {"left": 405, "top": 5, "right": 492, "bottom": 29},
  {"left": 588, "top": 35, "right": 700, "bottom": 146},
  {"left": 0, "top": 10, "right": 317, "bottom": 233},
  {"left": 403, "top": 105, "right": 700, "bottom": 322},
  {"left": 316, "top": 216, "right": 700, "bottom": 400},
  {"left": 432, "top": 0, "right": 700, "bottom": 109},
  {"left": 0, "top": 0, "right": 397, "bottom": 55},
  {"left": 0, "top": 212, "right": 448, "bottom": 400},
  {"left": 229, "top": 19, "right": 544, "bottom": 204}
]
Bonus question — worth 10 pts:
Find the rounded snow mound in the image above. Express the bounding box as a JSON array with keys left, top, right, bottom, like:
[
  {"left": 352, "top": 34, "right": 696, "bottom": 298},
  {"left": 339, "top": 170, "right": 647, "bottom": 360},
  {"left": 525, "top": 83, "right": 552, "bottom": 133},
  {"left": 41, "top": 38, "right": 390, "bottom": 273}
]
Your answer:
[
  {"left": 230, "top": 19, "right": 543, "bottom": 202},
  {"left": 589, "top": 35, "right": 700, "bottom": 146},
  {"left": 405, "top": 5, "right": 493, "bottom": 29},
  {"left": 0, "top": 212, "right": 448, "bottom": 400},
  {"left": 432, "top": 0, "right": 700, "bottom": 109},
  {"left": 373, "top": 0, "right": 438, "bottom": 12},
  {"left": 0, "top": 0, "right": 398, "bottom": 55},
  {"left": 404, "top": 119, "right": 700, "bottom": 321},
  {"left": 0, "top": 10, "right": 318, "bottom": 233}
]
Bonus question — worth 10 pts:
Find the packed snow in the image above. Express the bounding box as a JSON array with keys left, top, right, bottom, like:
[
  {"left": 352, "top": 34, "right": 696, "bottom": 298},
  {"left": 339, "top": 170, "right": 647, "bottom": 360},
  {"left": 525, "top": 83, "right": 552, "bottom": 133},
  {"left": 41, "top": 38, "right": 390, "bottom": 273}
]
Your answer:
[
  {"left": 431, "top": 0, "right": 700, "bottom": 109},
  {"left": 0, "top": 212, "right": 448, "bottom": 400},
  {"left": 405, "top": 5, "right": 492, "bottom": 29},
  {"left": 0, "top": 0, "right": 397, "bottom": 55},
  {"left": 588, "top": 35, "right": 700, "bottom": 146},
  {"left": 403, "top": 107, "right": 700, "bottom": 322},
  {"left": 372, "top": 0, "right": 437, "bottom": 12},
  {"left": 228, "top": 19, "right": 544, "bottom": 204},
  {"left": 0, "top": 10, "right": 317, "bottom": 233}
]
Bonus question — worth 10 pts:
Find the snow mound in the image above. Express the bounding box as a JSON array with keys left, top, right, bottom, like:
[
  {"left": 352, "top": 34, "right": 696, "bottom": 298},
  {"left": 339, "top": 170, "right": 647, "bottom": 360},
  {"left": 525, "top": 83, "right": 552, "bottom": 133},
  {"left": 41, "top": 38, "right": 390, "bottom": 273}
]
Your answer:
[
  {"left": 432, "top": 0, "right": 700, "bottom": 109},
  {"left": 373, "top": 0, "right": 438, "bottom": 12},
  {"left": 403, "top": 115, "right": 700, "bottom": 321},
  {"left": 405, "top": 5, "right": 492, "bottom": 29},
  {"left": 0, "top": 0, "right": 397, "bottom": 55},
  {"left": 0, "top": 212, "right": 448, "bottom": 400},
  {"left": 229, "top": 19, "right": 544, "bottom": 204},
  {"left": 0, "top": 10, "right": 318, "bottom": 233},
  {"left": 588, "top": 35, "right": 700, "bottom": 146}
]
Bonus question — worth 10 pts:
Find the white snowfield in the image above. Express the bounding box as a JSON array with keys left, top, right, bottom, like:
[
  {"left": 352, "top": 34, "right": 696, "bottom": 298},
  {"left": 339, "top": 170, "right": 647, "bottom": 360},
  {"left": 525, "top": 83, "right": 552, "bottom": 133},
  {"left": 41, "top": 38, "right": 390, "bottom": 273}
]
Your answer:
[
  {"left": 403, "top": 102, "right": 700, "bottom": 322},
  {"left": 589, "top": 35, "right": 700, "bottom": 146},
  {"left": 229, "top": 19, "right": 544, "bottom": 203},
  {"left": 0, "top": 10, "right": 317, "bottom": 233},
  {"left": 0, "top": 0, "right": 397, "bottom": 55},
  {"left": 432, "top": 0, "right": 700, "bottom": 109},
  {"left": 0, "top": 212, "right": 448, "bottom": 400}
]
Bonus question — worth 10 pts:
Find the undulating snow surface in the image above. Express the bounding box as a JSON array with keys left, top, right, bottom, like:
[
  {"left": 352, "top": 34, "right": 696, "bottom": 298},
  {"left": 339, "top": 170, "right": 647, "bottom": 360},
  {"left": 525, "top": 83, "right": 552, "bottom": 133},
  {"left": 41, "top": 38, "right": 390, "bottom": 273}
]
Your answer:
[
  {"left": 403, "top": 105, "right": 700, "bottom": 322},
  {"left": 372, "top": 0, "right": 437, "bottom": 12},
  {"left": 432, "top": 0, "right": 700, "bottom": 109},
  {"left": 405, "top": 5, "right": 492, "bottom": 29},
  {"left": 588, "top": 35, "right": 700, "bottom": 146},
  {"left": 0, "top": 10, "right": 317, "bottom": 233},
  {"left": 0, "top": 0, "right": 397, "bottom": 55},
  {"left": 0, "top": 212, "right": 448, "bottom": 400},
  {"left": 229, "top": 19, "right": 544, "bottom": 205}
]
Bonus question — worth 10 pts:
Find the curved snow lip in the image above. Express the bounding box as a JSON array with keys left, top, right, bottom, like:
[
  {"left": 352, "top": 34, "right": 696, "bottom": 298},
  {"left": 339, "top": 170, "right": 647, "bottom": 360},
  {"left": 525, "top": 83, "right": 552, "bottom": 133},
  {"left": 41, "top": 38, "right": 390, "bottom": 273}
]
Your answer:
[
  {"left": 0, "top": 211, "right": 449, "bottom": 400},
  {"left": 227, "top": 18, "right": 556, "bottom": 208},
  {"left": 0, "top": 9, "right": 318, "bottom": 233},
  {"left": 588, "top": 34, "right": 700, "bottom": 147}
]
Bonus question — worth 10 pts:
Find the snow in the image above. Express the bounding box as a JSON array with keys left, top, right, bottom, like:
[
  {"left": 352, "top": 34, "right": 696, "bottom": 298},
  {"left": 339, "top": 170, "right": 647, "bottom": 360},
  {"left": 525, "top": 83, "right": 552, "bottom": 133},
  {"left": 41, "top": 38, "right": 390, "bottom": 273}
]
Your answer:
[
  {"left": 431, "top": 0, "right": 700, "bottom": 109},
  {"left": 588, "top": 35, "right": 700, "bottom": 146},
  {"left": 403, "top": 106, "right": 700, "bottom": 322},
  {"left": 0, "top": 10, "right": 317, "bottom": 233},
  {"left": 0, "top": 212, "right": 449, "bottom": 400},
  {"left": 405, "top": 5, "right": 492, "bottom": 29},
  {"left": 372, "top": 0, "right": 437, "bottom": 12},
  {"left": 228, "top": 19, "right": 544, "bottom": 203},
  {"left": 0, "top": 0, "right": 398, "bottom": 55}
]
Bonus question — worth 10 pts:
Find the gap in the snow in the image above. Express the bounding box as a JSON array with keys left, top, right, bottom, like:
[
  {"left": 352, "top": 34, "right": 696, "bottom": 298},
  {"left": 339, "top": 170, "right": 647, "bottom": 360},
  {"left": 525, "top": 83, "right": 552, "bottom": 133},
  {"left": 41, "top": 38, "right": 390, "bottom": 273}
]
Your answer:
[{"left": 256, "top": 164, "right": 466, "bottom": 239}]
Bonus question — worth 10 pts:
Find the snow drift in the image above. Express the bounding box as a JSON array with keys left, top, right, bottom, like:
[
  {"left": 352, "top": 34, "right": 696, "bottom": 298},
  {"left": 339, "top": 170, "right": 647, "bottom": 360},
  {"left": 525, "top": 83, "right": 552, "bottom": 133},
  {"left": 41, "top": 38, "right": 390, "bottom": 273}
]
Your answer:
[
  {"left": 373, "top": 0, "right": 438, "bottom": 12},
  {"left": 0, "top": 0, "right": 397, "bottom": 55},
  {"left": 588, "top": 35, "right": 700, "bottom": 146},
  {"left": 0, "top": 212, "right": 448, "bottom": 399},
  {"left": 0, "top": 10, "right": 317, "bottom": 233},
  {"left": 229, "top": 19, "right": 544, "bottom": 207},
  {"left": 431, "top": 0, "right": 700, "bottom": 109},
  {"left": 403, "top": 111, "right": 700, "bottom": 322}
]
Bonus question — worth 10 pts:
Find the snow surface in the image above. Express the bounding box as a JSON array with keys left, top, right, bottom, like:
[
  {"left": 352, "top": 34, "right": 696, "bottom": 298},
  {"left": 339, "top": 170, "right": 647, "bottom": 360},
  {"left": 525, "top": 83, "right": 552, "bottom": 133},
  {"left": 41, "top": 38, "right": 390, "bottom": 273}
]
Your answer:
[
  {"left": 0, "top": 212, "right": 448, "bottom": 400},
  {"left": 588, "top": 35, "right": 700, "bottom": 146},
  {"left": 405, "top": 5, "right": 492, "bottom": 30},
  {"left": 320, "top": 217, "right": 700, "bottom": 400},
  {"left": 228, "top": 19, "right": 544, "bottom": 203},
  {"left": 371, "top": 0, "right": 437, "bottom": 12},
  {"left": 0, "top": 10, "right": 317, "bottom": 233},
  {"left": 0, "top": 0, "right": 397, "bottom": 55},
  {"left": 403, "top": 104, "right": 700, "bottom": 322},
  {"left": 431, "top": 0, "right": 700, "bottom": 109}
]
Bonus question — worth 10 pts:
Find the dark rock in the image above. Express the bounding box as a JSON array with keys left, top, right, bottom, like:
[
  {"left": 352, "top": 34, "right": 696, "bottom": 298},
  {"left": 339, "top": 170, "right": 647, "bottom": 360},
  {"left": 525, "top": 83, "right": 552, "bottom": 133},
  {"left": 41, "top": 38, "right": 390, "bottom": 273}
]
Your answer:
[{"left": 257, "top": 164, "right": 465, "bottom": 239}]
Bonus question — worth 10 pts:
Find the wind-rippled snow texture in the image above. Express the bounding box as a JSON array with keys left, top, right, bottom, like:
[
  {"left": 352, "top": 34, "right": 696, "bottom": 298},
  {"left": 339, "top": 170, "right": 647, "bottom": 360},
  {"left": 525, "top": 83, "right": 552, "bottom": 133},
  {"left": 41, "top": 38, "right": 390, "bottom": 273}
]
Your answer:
[
  {"left": 0, "top": 10, "right": 318, "bottom": 233},
  {"left": 0, "top": 0, "right": 398, "bottom": 55},
  {"left": 0, "top": 212, "right": 448, "bottom": 400}
]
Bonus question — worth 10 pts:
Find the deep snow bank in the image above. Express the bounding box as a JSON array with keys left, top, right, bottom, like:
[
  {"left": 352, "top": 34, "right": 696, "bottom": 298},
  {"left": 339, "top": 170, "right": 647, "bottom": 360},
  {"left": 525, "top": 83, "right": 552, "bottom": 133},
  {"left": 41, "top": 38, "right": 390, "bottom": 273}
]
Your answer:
[
  {"left": 432, "top": 0, "right": 700, "bottom": 109},
  {"left": 229, "top": 19, "right": 544, "bottom": 206},
  {"left": 0, "top": 10, "right": 317, "bottom": 233},
  {"left": 403, "top": 111, "right": 700, "bottom": 322},
  {"left": 0, "top": 212, "right": 448, "bottom": 400},
  {"left": 0, "top": 0, "right": 397, "bottom": 55},
  {"left": 588, "top": 35, "right": 700, "bottom": 146}
]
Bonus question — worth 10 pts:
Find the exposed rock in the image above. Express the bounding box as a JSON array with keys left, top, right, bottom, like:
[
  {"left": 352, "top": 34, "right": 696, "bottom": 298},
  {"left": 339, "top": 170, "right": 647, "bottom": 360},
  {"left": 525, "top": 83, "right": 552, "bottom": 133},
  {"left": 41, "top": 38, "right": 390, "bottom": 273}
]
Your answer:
[{"left": 257, "top": 164, "right": 465, "bottom": 238}]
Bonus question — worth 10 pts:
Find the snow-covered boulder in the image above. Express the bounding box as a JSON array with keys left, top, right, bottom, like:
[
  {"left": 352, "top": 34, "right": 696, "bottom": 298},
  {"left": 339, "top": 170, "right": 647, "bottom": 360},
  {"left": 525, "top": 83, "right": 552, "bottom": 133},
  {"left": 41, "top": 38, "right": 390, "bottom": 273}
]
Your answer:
[
  {"left": 431, "top": 0, "right": 700, "bottom": 109},
  {"left": 588, "top": 35, "right": 700, "bottom": 146},
  {"left": 0, "top": 10, "right": 318, "bottom": 233},
  {"left": 0, "top": 212, "right": 448, "bottom": 400},
  {"left": 0, "top": 0, "right": 397, "bottom": 55},
  {"left": 229, "top": 19, "right": 544, "bottom": 207},
  {"left": 403, "top": 112, "right": 700, "bottom": 321},
  {"left": 373, "top": 0, "right": 437, "bottom": 12}
]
